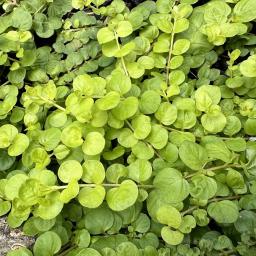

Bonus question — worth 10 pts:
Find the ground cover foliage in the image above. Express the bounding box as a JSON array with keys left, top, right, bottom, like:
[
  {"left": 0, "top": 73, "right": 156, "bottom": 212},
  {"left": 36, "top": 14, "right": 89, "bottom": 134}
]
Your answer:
[{"left": 1, "top": 0, "right": 256, "bottom": 255}]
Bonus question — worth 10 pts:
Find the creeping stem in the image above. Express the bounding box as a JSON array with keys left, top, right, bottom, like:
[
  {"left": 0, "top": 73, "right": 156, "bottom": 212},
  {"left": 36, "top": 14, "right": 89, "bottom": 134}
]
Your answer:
[{"left": 114, "top": 30, "right": 129, "bottom": 76}]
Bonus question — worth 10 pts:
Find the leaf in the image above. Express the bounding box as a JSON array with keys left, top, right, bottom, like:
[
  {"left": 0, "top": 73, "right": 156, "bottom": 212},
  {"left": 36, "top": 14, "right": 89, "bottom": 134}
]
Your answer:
[
  {"left": 131, "top": 114, "right": 151, "bottom": 140},
  {"left": 189, "top": 174, "right": 217, "bottom": 200},
  {"left": 207, "top": 200, "right": 239, "bottom": 224},
  {"left": 0, "top": 124, "right": 18, "bottom": 148},
  {"left": 174, "top": 18, "right": 189, "bottom": 33},
  {"left": 97, "top": 27, "right": 115, "bottom": 44},
  {"left": 67, "top": 248, "right": 101, "bottom": 256},
  {"left": 116, "top": 21, "right": 133, "bottom": 37},
  {"left": 128, "top": 159, "right": 152, "bottom": 183},
  {"left": 161, "top": 227, "right": 184, "bottom": 245},
  {"left": 8, "top": 133, "right": 29, "bottom": 156},
  {"left": 33, "top": 231, "right": 61, "bottom": 256},
  {"left": 195, "top": 85, "right": 221, "bottom": 112},
  {"left": 233, "top": 0, "right": 256, "bottom": 22},
  {"left": 34, "top": 191, "right": 63, "bottom": 220},
  {"left": 226, "top": 169, "right": 245, "bottom": 190},
  {"left": 139, "top": 90, "right": 161, "bottom": 114},
  {"left": 7, "top": 248, "right": 32, "bottom": 256},
  {"left": 240, "top": 55, "right": 256, "bottom": 77},
  {"left": 126, "top": 62, "right": 145, "bottom": 78},
  {"left": 0, "top": 201, "right": 11, "bottom": 216},
  {"left": 82, "top": 160, "right": 105, "bottom": 184},
  {"left": 178, "top": 215, "right": 196, "bottom": 233},
  {"left": 146, "top": 124, "right": 168, "bottom": 149},
  {"left": 78, "top": 185, "right": 105, "bottom": 208},
  {"left": 153, "top": 168, "right": 189, "bottom": 203},
  {"left": 118, "top": 128, "right": 138, "bottom": 148},
  {"left": 111, "top": 97, "right": 138, "bottom": 120},
  {"left": 73, "top": 229, "right": 90, "bottom": 248},
  {"left": 106, "top": 180, "right": 138, "bottom": 211},
  {"left": 200, "top": 136, "right": 232, "bottom": 163},
  {"left": 84, "top": 205, "right": 114, "bottom": 234},
  {"left": 169, "top": 70, "right": 185, "bottom": 86},
  {"left": 156, "top": 205, "right": 182, "bottom": 228},
  {"left": 58, "top": 160, "right": 83, "bottom": 183},
  {"left": 156, "top": 0, "right": 173, "bottom": 13},
  {"left": 5, "top": 174, "right": 28, "bottom": 200},
  {"left": 12, "top": 8, "right": 32, "bottom": 31},
  {"left": 59, "top": 180, "right": 79, "bottom": 203},
  {"left": 82, "top": 132, "right": 105, "bottom": 156},
  {"left": 96, "top": 92, "right": 120, "bottom": 110},
  {"left": 179, "top": 141, "right": 208, "bottom": 171},
  {"left": 172, "top": 39, "right": 190, "bottom": 55},
  {"left": 107, "top": 68, "right": 131, "bottom": 95},
  {"left": 204, "top": 1, "right": 231, "bottom": 24}
]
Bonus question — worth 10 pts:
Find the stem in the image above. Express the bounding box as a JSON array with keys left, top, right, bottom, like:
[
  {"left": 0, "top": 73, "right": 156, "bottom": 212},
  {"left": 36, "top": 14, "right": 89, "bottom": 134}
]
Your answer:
[
  {"left": 205, "top": 163, "right": 242, "bottom": 172},
  {"left": 1, "top": 81, "right": 10, "bottom": 86},
  {"left": 114, "top": 30, "right": 129, "bottom": 76},
  {"left": 181, "top": 205, "right": 198, "bottom": 216},
  {"left": 208, "top": 195, "right": 241, "bottom": 203},
  {"left": 166, "top": 17, "right": 177, "bottom": 85},
  {"left": 185, "top": 163, "right": 242, "bottom": 179},
  {"left": 182, "top": 194, "right": 245, "bottom": 216},
  {"left": 53, "top": 183, "right": 154, "bottom": 190},
  {"left": 38, "top": 95, "right": 66, "bottom": 112},
  {"left": 58, "top": 246, "right": 77, "bottom": 256}
]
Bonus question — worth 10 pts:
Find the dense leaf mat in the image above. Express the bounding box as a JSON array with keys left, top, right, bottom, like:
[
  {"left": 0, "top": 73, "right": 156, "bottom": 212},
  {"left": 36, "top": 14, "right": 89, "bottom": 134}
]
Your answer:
[{"left": 1, "top": 0, "right": 256, "bottom": 255}]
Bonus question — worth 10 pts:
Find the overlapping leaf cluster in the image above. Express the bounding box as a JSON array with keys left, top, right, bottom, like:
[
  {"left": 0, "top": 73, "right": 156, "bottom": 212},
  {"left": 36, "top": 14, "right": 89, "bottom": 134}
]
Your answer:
[{"left": 1, "top": 0, "right": 256, "bottom": 255}]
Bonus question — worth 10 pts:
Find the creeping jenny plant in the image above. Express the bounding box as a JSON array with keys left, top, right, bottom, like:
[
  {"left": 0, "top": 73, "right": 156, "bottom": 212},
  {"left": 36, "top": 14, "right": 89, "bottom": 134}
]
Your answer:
[{"left": 1, "top": 0, "right": 256, "bottom": 255}]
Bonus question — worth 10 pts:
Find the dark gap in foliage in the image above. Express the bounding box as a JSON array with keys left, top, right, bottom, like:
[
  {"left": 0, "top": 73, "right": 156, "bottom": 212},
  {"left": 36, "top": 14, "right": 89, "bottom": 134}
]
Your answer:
[
  {"left": 102, "top": 0, "right": 146, "bottom": 9},
  {"left": 111, "top": 139, "right": 118, "bottom": 148},
  {"left": 33, "top": 33, "right": 58, "bottom": 48}
]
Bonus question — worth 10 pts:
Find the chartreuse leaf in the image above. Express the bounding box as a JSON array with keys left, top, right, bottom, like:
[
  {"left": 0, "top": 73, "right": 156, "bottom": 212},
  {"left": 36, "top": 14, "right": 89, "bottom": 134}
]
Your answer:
[
  {"left": 131, "top": 114, "right": 151, "bottom": 140},
  {"left": 58, "top": 160, "right": 83, "bottom": 183},
  {"left": 161, "top": 226, "right": 184, "bottom": 245},
  {"left": 195, "top": 85, "right": 221, "bottom": 112},
  {"left": 82, "top": 160, "right": 105, "bottom": 184},
  {"left": 233, "top": 0, "right": 256, "bottom": 23},
  {"left": 60, "top": 180, "right": 79, "bottom": 203},
  {"left": 189, "top": 174, "right": 217, "bottom": 200},
  {"left": 96, "top": 91, "right": 120, "bottom": 110},
  {"left": 128, "top": 159, "right": 152, "bottom": 183},
  {"left": 201, "top": 136, "right": 232, "bottom": 163},
  {"left": 116, "top": 21, "right": 133, "bottom": 37},
  {"left": 201, "top": 105, "right": 227, "bottom": 133},
  {"left": 155, "top": 102, "right": 177, "bottom": 125},
  {"left": 97, "top": 27, "right": 115, "bottom": 44},
  {"left": 7, "top": 248, "right": 32, "bottom": 256},
  {"left": 8, "top": 133, "right": 29, "bottom": 156},
  {"left": 82, "top": 132, "right": 105, "bottom": 156},
  {"left": 34, "top": 191, "right": 63, "bottom": 220},
  {"left": 207, "top": 200, "right": 239, "bottom": 224},
  {"left": 5, "top": 174, "right": 28, "bottom": 200},
  {"left": 111, "top": 97, "right": 138, "bottom": 120},
  {"left": 0, "top": 201, "right": 11, "bottom": 216},
  {"left": 156, "top": 205, "right": 182, "bottom": 228},
  {"left": 178, "top": 215, "right": 196, "bottom": 234},
  {"left": 153, "top": 168, "right": 189, "bottom": 203},
  {"left": 0, "top": 124, "right": 18, "bottom": 148},
  {"left": 106, "top": 164, "right": 128, "bottom": 183},
  {"left": 73, "top": 229, "right": 90, "bottom": 248},
  {"left": 179, "top": 141, "right": 208, "bottom": 171},
  {"left": 33, "top": 231, "right": 61, "bottom": 256},
  {"left": 106, "top": 180, "right": 138, "bottom": 211},
  {"left": 78, "top": 185, "right": 105, "bottom": 208}
]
